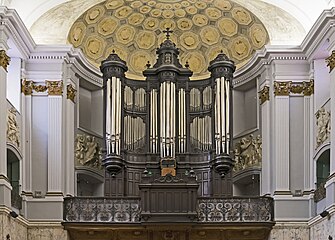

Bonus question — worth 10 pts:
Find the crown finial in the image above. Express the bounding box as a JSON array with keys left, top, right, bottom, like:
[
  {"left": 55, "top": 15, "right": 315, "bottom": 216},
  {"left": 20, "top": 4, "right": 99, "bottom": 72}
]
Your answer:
[{"left": 163, "top": 28, "right": 173, "bottom": 40}]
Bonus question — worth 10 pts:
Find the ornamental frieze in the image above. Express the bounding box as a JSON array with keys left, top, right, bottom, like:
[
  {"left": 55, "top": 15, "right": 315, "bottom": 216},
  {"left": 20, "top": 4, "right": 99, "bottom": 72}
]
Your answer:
[
  {"left": 46, "top": 80, "right": 63, "bottom": 95},
  {"left": 273, "top": 81, "right": 314, "bottom": 97},
  {"left": 233, "top": 134, "right": 262, "bottom": 172},
  {"left": 274, "top": 81, "right": 290, "bottom": 96},
  {"left": 315, "top": 107, "right": 331, "bottom": 148},
  {"left": 75, "top": 134, "right": 102, "bottom": 169},
  {"left": 7, "top": 108, "right": 20, "bottom": 148},
  {"left": 21, "top": 80, "right": 33, "bottom": 95},
  {"left": 0, "top": 50, "right": 10, "bottom": 72}
]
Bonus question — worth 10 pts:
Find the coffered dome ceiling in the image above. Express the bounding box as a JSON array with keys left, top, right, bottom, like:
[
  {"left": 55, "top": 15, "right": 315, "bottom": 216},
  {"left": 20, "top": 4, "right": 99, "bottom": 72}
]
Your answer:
[{"left": 67, "top": 0, "right": 269, "bottom": 79}]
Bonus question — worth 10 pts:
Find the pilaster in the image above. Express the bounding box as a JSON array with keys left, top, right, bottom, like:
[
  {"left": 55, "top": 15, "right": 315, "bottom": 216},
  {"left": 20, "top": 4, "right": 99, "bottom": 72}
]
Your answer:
[
  {"left": 46, "top": 80, "right": 63, "bottom": 195},
  {"left": 259, "top": 84, "right": 271, "bottom": 195},
  {"left": 273, "top": 81, "right": 290, "bottom": 192}
]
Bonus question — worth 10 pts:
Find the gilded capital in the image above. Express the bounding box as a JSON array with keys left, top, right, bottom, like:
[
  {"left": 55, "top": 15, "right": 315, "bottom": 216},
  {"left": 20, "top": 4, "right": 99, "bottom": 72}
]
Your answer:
[
  {"left": 67, "top": 84, "right": 77, "bottom": 103},
  {"left": 32, "top": 84, "right": 47, "bottom": 93},
  {"left": 259, "top": 86, "right": 269, "bottom": 105},
  {"left": 21, "top": 79, "right": 33, "bottom": 95},
  {"left": 0, "top": 50, "right": 10, "bottom": 72},
  {"left": 46, "top": 80, "right": 63, "bottom": 95},
  {"left": 326, "top": 50, "right": 335, "bottom": 72},
  {"left": 274, "top": 81, "right": 291, "bottom": 96},
  {"left": 290, "top": 83, "right": 304, "bottom": 94},
  {"left": 303, "top": 80, "right": 314, "bottom": 96}
]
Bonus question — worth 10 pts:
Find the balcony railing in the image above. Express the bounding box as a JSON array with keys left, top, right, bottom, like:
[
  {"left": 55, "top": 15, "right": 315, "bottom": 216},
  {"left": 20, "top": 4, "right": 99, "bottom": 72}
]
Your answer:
[
  {"left": 63, "top": 197, "right": 141, "bottom": 223},
  {"left": 197, "top": 197, "right": 274, "bottom": 223},
  {"left": 63, "top": 196, "right": 273, "bottom": 223}
]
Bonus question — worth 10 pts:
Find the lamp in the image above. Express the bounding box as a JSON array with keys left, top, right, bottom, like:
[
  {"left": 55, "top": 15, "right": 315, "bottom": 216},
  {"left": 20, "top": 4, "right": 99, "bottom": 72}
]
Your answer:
[
  {"left": 320, "top": 210, "right": 330, "bottom": 218},
  {"left": 9, "top": 210, "right": 18, "bottom": 218}
]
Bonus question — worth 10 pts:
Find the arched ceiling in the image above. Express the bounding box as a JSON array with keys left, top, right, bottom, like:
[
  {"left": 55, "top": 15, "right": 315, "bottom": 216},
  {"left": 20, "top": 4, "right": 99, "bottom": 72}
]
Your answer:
[{"left": 7, "top": 0, "right": 334, "bottom": 77}]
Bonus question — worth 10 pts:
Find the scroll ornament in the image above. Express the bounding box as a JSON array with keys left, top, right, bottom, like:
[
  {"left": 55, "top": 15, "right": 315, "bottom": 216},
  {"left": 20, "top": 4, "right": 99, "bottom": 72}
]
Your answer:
[
  {"left": 315, "top": 107, "right": 331, "bottom": 148},
  {"left": 233, "top": 134, "right": 262, "bottom": 172},
  {"left": 75, "top": 134, "right": 102, "bottom": 169},
  {"left": 7, "top": 108, "right": 20, "bottom": 148}
]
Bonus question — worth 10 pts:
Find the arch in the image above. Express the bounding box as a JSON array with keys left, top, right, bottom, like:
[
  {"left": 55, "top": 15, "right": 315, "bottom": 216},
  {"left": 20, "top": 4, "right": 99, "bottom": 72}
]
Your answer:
[
  {"left": 7, "top": 148, "right": 21, "bottom": 209},
  {"left": 76, "top": 168, "right": 104, "bottom": 197}
]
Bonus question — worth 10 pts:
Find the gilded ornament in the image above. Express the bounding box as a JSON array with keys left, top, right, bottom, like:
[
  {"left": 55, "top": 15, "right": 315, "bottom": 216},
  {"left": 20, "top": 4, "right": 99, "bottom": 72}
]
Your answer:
[
  {"left": 181, "top": 52, "right": 205, "bottom": 74},
  {"left": 97, "top": 17, "right": 118, "bottom": 36},
  {"left": 232, "top": 7, "right": 252, "bottom": 25},
  {"left": 67, "top": 84, "right": 77, "bottom": 103},
  {"left": 177, "top": 18, "right": 192, "bottom": 30},
  {"left": 180, "top": 32, "right": 199, "bottom": 50},
  {"left": 32, "top": 84, "right": 47, "bottom": 92},
  {"left": 205, "top": 7, "right": 222, "bottom": 20},
  {"left": 0, "top": 50, "right": 10, "bottom": 72},
  {"left": 143, "top": 17, "right": 159, "bottom": 30},
  {"left": 274, "top": 81, "right": 290, "bottom": 96},
  {"left": 192, "top": 14, "right": 208, "bottom": 27},
  {"left": 258, "top": 86, "right": 269, "bottom": 105},
  {"left": 136, "top": 31, "right": 156, "bottom": 49},
  {"left": 200, "top": 26, "right": 220, "bottom": 46},
  {"left": 116, "top": 25, "right": 136, "bottom": 44},
  {"left": 150, "top": 9, "right": 162, "bottom": 17},
  {"left": 326, "top": 50, "right": 335, "bottom": 72},
  {"left": 69, "top": 22, "right": 86, "bottom": 47},
  {"left": 315, "top": 107, "right": 331, "bottom": 148},
  {"left": 106, "top": 45, "right": 127, "bottom": 61},
  {"left": 130, "top": 1, "right": 143, "bottom": 8},
  {"left": 21, "top": 79, "right": 33, "bottom": 95},
  {"left": 233, "top": 134, "right": 262, "bottom": 172},
  {"left": 7, "top": 108, "right": 20, "bottom": 148},
  {"left": 46, "top": 80, "right": 63, "bottom": 95},
  {"left": 160, "top": 19, "right": 176, "bottom": 31},
  {"left": 85, "top": 6, "right": 104, "bottom": 24},
  {"left": 130, "top": 51, "right": 153, "bottom": 73},
  {"left": 162, "top": 10, "right": 174, "bottom": 18},
  {"left": 139, "top": 5, "right": 151, "bottom": 14},
  {"left": 250, "top": 24, "right": 267, "bottom": 49},
  {"left": 290, "top": 83, "right": 304, "bottom": 94},
  {"left": 195, "top": 2, "right": 207, "bottom": 9},
  {"left": 128, "top": 13, "right": 145, "bottom": 26},
  {"left": 217, "top": 18, "right": 238, "bottom": 37},
  {"left": 230, "top": 36, "right": 251, "bottom": 60},
  {"left": 115, "top": 6, "right": 132, "bottom": 19},
  {"left": 175, "top": 9, "right": 186, "bottom": 17},
  {"left": 214, "top": 0, "right": 231, "bottom": 10},
  {"left": 185, "top": 6, "right": 197, "bottom": 15},
  {"left": 181, "top": 1, "right": 190, "bottom": 7},
  {"left": 85, "top": 36, "right": 105, "bottom": 59},
  {"left": 75, "top": 134, "right": 102, "bottom": 169},
  {"left": 303, "top": 80, "right": 314, "bottom": 96},
  {"left": 105, "top": 0, "right": 124, "bottom": 9},
  {"left": 173, "top": 3, "right": 182, "bottom": 9},
  {"left": 148, "top": 1, "right": 156, "bottom": 7},
  {"left": 207, "top": 46, "right": 228, "bottom": 61}
]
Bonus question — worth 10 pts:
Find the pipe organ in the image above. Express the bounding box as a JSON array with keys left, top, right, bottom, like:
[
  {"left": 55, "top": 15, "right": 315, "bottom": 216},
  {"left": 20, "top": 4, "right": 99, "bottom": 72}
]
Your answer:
[{"left": 100, "top": 31, "right": 235, "bottom": 181}]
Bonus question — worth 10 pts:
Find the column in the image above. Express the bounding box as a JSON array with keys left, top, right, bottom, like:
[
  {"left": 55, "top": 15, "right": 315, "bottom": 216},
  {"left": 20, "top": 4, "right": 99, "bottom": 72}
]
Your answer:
[
  {"left": 0, "top": 30, "right": 11, "bottom": 207},
  {"left": 273, "top": 81, "right": 290, "bottom": 192},
  {"left": 46, "top": 80, "right": 63, "bottom": 194},
  {"left": 259, "top": 85, "right": 271, "bottom": 195}
]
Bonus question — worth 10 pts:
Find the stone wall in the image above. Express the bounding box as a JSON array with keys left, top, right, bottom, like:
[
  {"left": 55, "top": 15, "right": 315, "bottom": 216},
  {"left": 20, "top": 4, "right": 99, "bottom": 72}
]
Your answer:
[
  {"left": 310, "top": 213, "right": 335, "bottom": 240},
  {"left": 268, "top": 223, "right": 310, "bottom": 240},
  {"left": 28, "top": 226, "right": 70, "bottom": 240},
  {"left": 0, "top": 212, "right": 28, "bottom": 240}
]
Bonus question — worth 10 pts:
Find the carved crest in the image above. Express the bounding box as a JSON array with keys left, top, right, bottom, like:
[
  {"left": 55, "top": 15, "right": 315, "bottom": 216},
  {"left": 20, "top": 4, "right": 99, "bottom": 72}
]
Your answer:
[
  {"left": 315, "top": 107, "right": 331, "bottom": 148},
  {"left": 233, "top": 134, "right": 262, "bottom": 172},
  {"left": 75, "top": 134, "right": 102, "bottom": 169},
  {"left": 7, "top": 108, "right": 20, "bottom": 148}
]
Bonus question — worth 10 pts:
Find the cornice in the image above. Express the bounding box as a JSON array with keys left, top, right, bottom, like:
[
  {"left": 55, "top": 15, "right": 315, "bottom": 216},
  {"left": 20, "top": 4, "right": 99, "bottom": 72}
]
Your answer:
[
  {"left": 233, "top": 46, "right": 305, "bottom": 88},
  {"left": 301, "top": 7, "right": 335, "bottom": 60}
]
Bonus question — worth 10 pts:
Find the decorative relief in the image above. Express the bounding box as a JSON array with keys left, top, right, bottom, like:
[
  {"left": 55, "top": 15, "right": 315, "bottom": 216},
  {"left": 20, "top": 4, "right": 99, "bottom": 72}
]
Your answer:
[
  {"left": 326, "top": 50, "right": 335, "bottom": 72},
  {"left": 303, "top": 80, "right": 314, "bottom": 96},
  {"left": 32, "top": 84, "right": 47, "bottom": 92},
  {"left": 68, "top": 0, "right": 269, "bottom": 79},
  {"left": 67, "top": 84, "right": 77, "bottom": 103},
  {"left": 200, "top": 26, "right": 220, "bottom": 46},
  {"left": 274, "top": 81, "right": 290, "bottom": 96},
  {"left": 7, "top": 108, "right": 20, "bottom": 148},
  {"left": 217, "top": 18, "right": 238, "bottom": 36},
  {"left": 315, "top": 107, "right": 331, "bottom": 148},
  {"left": 233, "top": 134, "right": 262, "bottom": 172},
  {"left": 0, "top": 50, "right": 10, "bottom": 72},
  {"left": 46, "top": 80, "right": 63, "bottom": 95},
  {"left": 21, "top": 79, "right": 33, "bottom": 95},
  {"left": 259, "top": 86, "right": 269, "bottom": 105},
  {"left": 290, "top": 82, "right": 304, "bottom": 94},
  {"left": 130, "top": 51, "right": 153, "bottom": 73},
  {"left": 75, "top": 134, "right": 102, "bottom": 169},
  {"left": 181, "top": 52, "right": 205, "bottom": 74}
]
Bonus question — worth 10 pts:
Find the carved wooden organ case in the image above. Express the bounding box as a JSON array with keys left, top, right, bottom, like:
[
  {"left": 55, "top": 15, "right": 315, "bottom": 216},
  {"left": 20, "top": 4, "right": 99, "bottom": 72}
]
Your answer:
[{"left": 100, "top": 36, "right": 236, "bottom": 198}]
